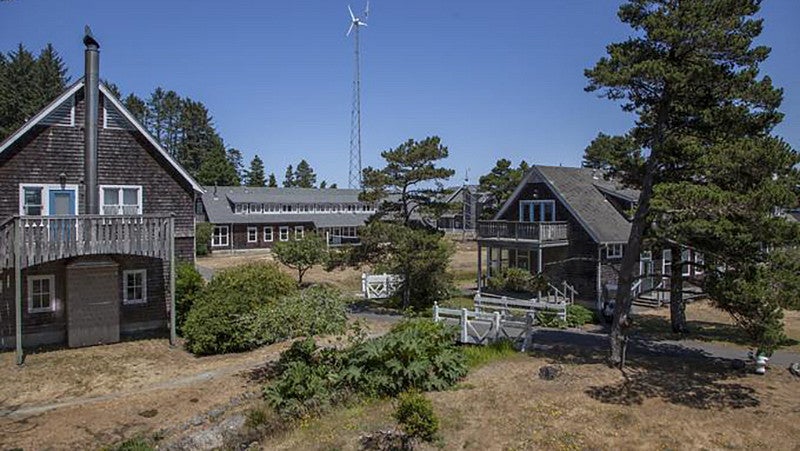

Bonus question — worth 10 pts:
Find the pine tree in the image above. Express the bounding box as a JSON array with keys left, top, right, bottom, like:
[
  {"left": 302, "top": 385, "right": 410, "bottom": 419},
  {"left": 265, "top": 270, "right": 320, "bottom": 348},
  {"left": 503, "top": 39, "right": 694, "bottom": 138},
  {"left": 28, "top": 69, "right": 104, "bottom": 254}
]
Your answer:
[
  {"left": 0, "top": 45, "right": 42, "bottom": 139},
  {"left": 319, "top": 180, "right": 327, "bottom": 189},
  {"left": 478, "top": 159, "right": 530, "bottom": 219},
  {"left": 197, "top": 145, "right": 240, "bottom": 186},
  {"left": 586, "top": 0, "right": 792, "bottom": 365},
  {"left": 245, "top": 155, "right": 266, "bottom": 187},
  {"left": 227, "top": 148, "right": 244, "bottom": 183},
  {"left": 294, "top": 159, "right": 317, "bottom": 188},
  {"left": 268, "top": 173, "right": 278, "bottom": 187},
  {"left": 283, "top": 165, "right": 295, "bottom": 187},
  {"left": 362, "top": 136, "right": 455, "bottom": 226},
  {"left": 35, "top": 43, "right": 68, "bottom": 104},
  {"left": 124, "top": 93, "right": 148, "bottom": 125}
]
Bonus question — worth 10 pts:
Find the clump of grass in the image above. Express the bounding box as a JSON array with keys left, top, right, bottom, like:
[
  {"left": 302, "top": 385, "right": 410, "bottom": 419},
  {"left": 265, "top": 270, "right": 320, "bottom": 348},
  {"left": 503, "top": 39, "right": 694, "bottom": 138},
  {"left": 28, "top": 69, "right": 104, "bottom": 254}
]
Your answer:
[
  {"left": 106, "top": 437, "right": 154, "bottom": 451},
  {"left": 462, "top": 340, "right": 517, "bottom": 368}
]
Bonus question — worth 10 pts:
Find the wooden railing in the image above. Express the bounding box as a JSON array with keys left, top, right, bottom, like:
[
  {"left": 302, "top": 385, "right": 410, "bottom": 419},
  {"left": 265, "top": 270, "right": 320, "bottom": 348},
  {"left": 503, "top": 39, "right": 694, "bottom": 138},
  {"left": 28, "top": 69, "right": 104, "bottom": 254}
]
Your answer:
[
  {"left": 0, "top": 215, "right": 173, "bottom": 270},
  {"left": 477, "top": 220, "right": 568, "bottom": 242}
]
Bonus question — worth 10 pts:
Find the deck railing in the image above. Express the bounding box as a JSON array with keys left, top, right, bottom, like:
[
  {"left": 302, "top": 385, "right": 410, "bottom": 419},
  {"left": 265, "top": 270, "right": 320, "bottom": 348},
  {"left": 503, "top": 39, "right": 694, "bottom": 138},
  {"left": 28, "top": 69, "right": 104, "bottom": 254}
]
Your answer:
[
  {"left": 0, "top": 214, "right": 173, "bottom": 270},
  {"left": 477, "top": 220, "right": 568, "bottom": 242}
]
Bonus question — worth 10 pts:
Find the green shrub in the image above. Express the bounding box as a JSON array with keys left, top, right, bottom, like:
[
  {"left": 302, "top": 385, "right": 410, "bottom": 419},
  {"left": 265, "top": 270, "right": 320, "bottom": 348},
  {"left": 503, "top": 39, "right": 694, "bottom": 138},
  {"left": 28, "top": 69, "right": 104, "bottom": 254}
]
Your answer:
[
  {"left": 195, "top": 222, "right": 214, "bottom": 256},
  {"left": 393, "top": 391, "right": 439, "bottom": 443},
  {"left": 347, "top": 319, "right": 468, "bottom": 397},
  {"left": 264, "top": 319, "right": 468, "bottom": 420},
  {"left": 272, "top": 233, "right": 329, "bottom": 285},
  {"left": 486, "top": 268, "right": 549, "bottom": 294},
  {"left": 175, "top": 263, "right": 205, "bottom": 336},
  {"left": 183, "top": 262, "right": 297, "bottom": 355},
  {"left": 566, "top": 304, "right": 595, "bottom": 327},
  {"left": 243, "top": 285, "right": 348, "bottom": 348}
]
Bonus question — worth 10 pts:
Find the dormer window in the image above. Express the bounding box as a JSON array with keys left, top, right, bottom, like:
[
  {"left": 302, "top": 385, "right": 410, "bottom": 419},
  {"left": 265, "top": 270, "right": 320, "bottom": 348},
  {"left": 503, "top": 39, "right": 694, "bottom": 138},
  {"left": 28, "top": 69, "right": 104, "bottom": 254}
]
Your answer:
[
  {"left": 235, "top": 203, "right": 246, "bottom": 214},
  {"left": 250, "top": 203, "right": 262, "bottom": 214}
]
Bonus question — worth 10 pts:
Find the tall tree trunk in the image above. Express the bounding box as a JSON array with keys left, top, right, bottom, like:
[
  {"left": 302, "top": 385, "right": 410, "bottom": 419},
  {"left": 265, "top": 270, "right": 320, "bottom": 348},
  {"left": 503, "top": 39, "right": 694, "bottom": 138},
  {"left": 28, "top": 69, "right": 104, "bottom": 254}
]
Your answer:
[
  {"left": 669, "top": 244, "right": 688, "bottom": 333},
  {"left": 610, "top": 99, "right": 669, "bottom": 368}
]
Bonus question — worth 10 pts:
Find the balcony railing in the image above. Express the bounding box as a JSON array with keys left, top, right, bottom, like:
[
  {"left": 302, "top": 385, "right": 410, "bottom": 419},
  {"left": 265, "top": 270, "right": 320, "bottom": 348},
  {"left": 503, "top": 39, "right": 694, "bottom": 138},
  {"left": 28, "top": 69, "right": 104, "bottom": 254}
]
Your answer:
[
  {"left": 477, "top": 220, "right": 568, "bottom": 242},
  {"left": 0, "top": 215, "right": 174, "bottom": 270}
]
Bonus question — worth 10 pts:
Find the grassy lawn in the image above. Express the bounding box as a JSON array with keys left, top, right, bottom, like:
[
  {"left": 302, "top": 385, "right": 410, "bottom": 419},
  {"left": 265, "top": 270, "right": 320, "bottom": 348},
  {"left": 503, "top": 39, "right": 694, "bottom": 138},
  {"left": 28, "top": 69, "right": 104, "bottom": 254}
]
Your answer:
[
  {"left": 260, "top": 345, "right": 800, "bottom": 450},
  {"left": 634, "top": 300, "right": 800, "bottom": 353}
]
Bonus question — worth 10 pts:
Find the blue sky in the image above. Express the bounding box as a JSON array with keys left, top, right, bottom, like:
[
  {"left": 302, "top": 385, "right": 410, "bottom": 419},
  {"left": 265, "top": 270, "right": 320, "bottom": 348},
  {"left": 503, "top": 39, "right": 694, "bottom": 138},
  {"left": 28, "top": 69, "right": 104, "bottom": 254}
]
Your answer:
[{"left": 1, "top": 1, "right": 798, "bottom": 187}]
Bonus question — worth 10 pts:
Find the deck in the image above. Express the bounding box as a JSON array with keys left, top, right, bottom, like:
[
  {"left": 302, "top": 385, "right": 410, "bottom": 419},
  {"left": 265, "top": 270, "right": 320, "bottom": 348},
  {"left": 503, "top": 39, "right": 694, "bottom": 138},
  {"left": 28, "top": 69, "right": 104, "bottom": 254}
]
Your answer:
[
  {"left": 477, "top": 220, "right": 569, "bottom": 245},
  {"left": 0, "top": 215, "right": 174, "bottom": 270}
]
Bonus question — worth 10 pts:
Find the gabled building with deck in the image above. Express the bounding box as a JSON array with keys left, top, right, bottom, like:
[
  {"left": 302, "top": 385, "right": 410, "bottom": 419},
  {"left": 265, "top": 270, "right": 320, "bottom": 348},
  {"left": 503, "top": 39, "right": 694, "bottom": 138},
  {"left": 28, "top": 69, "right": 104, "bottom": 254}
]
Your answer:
[
  {"left": 0, "top": 32, "right": 202, "bottom": 363},
  {"left": 477, "top": 165, "right": 703, "bottom": 308}
]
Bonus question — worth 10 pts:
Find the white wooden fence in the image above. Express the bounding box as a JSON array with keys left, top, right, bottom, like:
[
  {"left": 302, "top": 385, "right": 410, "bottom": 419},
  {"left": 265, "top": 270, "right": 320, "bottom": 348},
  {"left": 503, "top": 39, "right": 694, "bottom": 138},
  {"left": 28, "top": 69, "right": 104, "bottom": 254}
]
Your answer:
[
  {"left": 433, "top": 304, "right": 535, "bottom": 351},
  {"left": 361, "top": 273, "right": 404, "bottom": 299}
]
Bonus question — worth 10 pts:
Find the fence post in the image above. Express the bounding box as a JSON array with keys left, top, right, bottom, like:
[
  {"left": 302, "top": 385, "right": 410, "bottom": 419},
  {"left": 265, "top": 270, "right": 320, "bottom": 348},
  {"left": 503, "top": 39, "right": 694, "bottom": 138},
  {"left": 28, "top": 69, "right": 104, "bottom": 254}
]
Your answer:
[
  {"left": 433, "top": 302, "right": 440, "bottom": 322},
  {"left": 460, "top": 308, "right": 468, "bottom": 343},
  {"left": 521, "top": 313, "right": 534, "bottom": 352},
  {"left": 361, "top": 273, "right": 367, "bottom": 299},
  {"left": 493, "top": 311, "right": 501, "bottom": 342}
]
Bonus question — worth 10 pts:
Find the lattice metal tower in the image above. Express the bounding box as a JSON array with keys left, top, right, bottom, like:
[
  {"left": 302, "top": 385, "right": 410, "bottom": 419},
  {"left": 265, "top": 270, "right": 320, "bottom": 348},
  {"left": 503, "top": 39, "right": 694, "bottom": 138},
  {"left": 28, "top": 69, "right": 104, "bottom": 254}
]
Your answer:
[{"left": 346, "top": 3, "right": 368, "bottom": 188}]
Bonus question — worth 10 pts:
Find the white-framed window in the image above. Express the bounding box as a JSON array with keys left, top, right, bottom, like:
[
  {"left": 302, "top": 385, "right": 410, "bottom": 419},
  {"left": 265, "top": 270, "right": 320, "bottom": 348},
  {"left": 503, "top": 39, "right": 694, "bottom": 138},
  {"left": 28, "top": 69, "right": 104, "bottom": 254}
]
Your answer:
[
  {"left": 235, "top": 203, "right": 246, "bottom": 214},
  {"left": 28, "top": 274, "right": 55, "bottom": 313},
  {"left": 682, "top": 249, "right": 692, "bottom": 276},
  {"left": 249, "top": 203, "right": 262, "bottom": 214},
  {"left": 694, "top": 252, "right": 704, "bottom": 275},
  {"left": 606, "top": 244, "right": 623, "bottom": 259},
  {"left": 519, "top": 200, "right": 556, "bottom": 222},
  {"left": 22, "top": 186, "right": 44, "bottom": 216},
  {"left": 212, "top": 225, "right": 229, "bottom": 247},
  {"left": 247, "top": 226, "right": 258, "bottom": 243},
  {"left": 100, "top": 185, "right": 142, "bottom": 215},
  {"left": 279, "top": 226, "right": 290, "bottom": 241},
  {"left": 263, "top": 226, "right": 273, "bottom": 242},
  {"left": 662, "top": 249, "right": 672, "bottom": 275},
  {"left": 294, "top": 226, "right": 304, "bottom": 240},
  {"left": 123, "top": 269, "right": 147, "bottom": 305},
  {"left": 19, "top": 184, "right": 80, "bottom": 216}
]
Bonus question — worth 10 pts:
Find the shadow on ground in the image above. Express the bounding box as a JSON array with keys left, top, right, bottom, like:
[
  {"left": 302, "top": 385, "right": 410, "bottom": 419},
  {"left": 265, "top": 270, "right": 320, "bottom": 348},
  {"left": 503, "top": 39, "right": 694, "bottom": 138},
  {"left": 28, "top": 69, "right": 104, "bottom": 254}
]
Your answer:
[
  {"left": 631, "top": 315, "right": 800, "bottom": 350},
  {"left": 529, "top": 329, "right": 760, "bottom": 410}
]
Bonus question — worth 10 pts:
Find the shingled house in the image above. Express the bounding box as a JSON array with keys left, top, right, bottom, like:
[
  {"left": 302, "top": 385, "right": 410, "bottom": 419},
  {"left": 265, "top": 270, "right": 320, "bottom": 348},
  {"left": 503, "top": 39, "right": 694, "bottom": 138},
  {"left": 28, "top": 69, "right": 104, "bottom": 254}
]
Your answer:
[
  {"left": 0, "top": 32, "right": 202, "bottom": 363},
  {"left": 198, "top": 186, "right": 375, "bottom": 249},
  {"left": 476, "top": 165, "right": 703, "bottom": 308}
]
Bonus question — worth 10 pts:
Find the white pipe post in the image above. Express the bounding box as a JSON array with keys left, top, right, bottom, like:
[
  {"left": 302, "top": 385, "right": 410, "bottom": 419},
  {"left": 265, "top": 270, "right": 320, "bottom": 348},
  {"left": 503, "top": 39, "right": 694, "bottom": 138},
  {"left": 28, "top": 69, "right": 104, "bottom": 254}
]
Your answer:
[{"left": 460, "top": 308, "right": 468, "bottom": 343}]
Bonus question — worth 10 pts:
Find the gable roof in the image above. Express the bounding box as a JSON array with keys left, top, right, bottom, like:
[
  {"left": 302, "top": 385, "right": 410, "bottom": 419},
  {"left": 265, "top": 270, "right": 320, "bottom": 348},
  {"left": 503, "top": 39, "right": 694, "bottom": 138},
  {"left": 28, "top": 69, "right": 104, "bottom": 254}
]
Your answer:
[
  {"left": 0, "top": 79, "right": 204, "bottom": 193},
  {"left": 497, "top": 165, "right": 638, "bottom": 244},
  {"left": 201, "top": 186, "right": 373, "bottom": 228}
]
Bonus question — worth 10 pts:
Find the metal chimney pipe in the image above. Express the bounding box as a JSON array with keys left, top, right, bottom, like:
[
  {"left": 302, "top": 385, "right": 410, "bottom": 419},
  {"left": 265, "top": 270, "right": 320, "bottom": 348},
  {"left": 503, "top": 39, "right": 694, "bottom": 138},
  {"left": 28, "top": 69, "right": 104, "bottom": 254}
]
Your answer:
[{"left": 83, "top": 27, "right": 100, "bottom": 214}]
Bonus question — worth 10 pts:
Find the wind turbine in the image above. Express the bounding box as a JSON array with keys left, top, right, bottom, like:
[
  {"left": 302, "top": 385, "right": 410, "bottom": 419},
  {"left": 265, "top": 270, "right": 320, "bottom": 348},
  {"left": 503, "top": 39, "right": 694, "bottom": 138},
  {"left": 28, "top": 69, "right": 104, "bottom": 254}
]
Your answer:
[{"left": 347, "top": 2, "right": 369, "bottom": 189}]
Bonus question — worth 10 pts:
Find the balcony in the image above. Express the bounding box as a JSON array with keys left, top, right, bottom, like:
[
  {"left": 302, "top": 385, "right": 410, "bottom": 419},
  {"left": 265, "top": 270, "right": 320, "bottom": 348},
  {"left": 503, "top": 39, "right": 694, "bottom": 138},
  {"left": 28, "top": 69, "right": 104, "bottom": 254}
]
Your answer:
[
  {"left": 0, "top": 215, "right": 174, "bottom": 271},
  {"left": 477, "top": 220, "right": 568, "bottom": 244}
]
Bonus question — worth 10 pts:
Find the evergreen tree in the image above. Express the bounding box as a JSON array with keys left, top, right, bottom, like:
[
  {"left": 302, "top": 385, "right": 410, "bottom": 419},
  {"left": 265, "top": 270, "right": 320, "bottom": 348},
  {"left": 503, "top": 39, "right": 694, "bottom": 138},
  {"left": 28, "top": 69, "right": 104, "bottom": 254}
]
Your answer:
[
  {"left": 268, "top": 173, "right": 278, "bottom": 187},
  {"left": 35, "top": 43, "right": 68, "bottom": 104},
  {"left": 477, "top": 159, "right": 529, "bottom": 219},
  {"left": 245, "top": 155, "right": 266, "bottom": 187},
  {"left": 319, "top": 180, "right": 327, "bottom": 189},
  {"left": 294, "top": 159, "right": 317, "bottom": 188},
  {"left": 586, "top": 0, "right": 792, "bottom": 365},
  {"left": 283, "top": 165, "right": 295, "bottom": 187},
  {"left": 197, "top": 145, "right": 240, "bottom": 186},
  {"left": 361, "top": 136, "right": 455, "bottom": 226},
  {"left": 124, "top": 93, "right": 147, "bottom": 125},
  {"left": 0, "top": 45, "right": 43, "bottom": 138},
  {"left": 227, "top": 148, "right": 244, "bottom": 183},
  {"left": 329, "top": 183, "right": 338, "bottom": 189}
]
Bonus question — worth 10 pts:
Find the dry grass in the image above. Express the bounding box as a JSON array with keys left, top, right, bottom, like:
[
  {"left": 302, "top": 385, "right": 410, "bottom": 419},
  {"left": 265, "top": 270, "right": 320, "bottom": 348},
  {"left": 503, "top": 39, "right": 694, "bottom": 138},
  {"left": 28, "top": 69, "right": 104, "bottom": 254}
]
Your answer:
[
  {"left": 635, "top": 300, "right": 800, "bottom": 353},
  {"left": 197, "top": 249, "right": 364, "bottom": 293},
  {"left": 261, "top": 348, "right": 800, "bottom": 451}
]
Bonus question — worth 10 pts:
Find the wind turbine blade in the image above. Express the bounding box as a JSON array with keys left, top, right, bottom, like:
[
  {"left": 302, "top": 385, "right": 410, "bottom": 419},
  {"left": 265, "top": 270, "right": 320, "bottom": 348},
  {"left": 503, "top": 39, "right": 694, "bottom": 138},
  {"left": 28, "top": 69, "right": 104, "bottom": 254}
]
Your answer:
[
  {"left": 347, "top": 22, "right": 354, "bottom": 36},
  {"left": 364, "top": 0, "right": 370, "bottom": 18},
  {"left": 360, "top": 22, "right": 367, "bottom": 27},
  {"left": 348, "top": 5, "right": 355, "bottom": 21}
]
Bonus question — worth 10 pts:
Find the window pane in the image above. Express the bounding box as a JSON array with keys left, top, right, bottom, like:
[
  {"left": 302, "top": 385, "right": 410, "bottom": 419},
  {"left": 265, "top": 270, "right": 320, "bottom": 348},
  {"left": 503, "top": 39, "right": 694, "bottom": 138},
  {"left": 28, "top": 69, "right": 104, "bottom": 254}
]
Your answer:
[
  {"left": 24, "top": 187, "right": 42, "bottom": 205},
  {"left": 104, "top": 188, "right": 119, "bottom": 205},
  {"left": 122, "top": 188, "right": 138, "bottom": 205}
]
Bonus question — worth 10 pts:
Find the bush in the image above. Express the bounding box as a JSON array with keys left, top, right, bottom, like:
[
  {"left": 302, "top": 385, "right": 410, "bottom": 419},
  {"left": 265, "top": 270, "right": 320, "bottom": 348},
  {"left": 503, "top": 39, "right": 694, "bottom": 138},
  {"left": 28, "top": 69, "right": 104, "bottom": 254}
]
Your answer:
[
  {"left": 272, "top": 234, "right": 329, "bottom": 285},
  {"left": 264, "top": 319, "right": 468, "bottom": 419},
  {"left": 393, "top": 391, "right": 439, "bottom": 443},
  {"left": 566, "top": 304, "right": 595, "bottom": 327},
  {"left": 175, "top": 263, "right": 205, "bottom": 336},
  {"left": 183, "top": 262, "right": 298, "bottom": 355},
  {"left": 486, "top": 268, "right": 549, "bottom": 294},
  {"left": 195, "top": 222, "right": 214, "bottom": 256},
  {"left": 242, "top": 285, "right": 349, "bottom": 348}
]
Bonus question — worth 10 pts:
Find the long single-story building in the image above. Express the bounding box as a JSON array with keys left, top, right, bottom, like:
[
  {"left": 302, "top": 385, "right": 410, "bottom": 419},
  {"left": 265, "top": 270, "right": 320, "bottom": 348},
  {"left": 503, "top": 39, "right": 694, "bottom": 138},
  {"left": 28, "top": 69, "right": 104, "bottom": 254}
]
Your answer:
[{"left": 197, "top": 186, "right": 375, "bottom": 249}]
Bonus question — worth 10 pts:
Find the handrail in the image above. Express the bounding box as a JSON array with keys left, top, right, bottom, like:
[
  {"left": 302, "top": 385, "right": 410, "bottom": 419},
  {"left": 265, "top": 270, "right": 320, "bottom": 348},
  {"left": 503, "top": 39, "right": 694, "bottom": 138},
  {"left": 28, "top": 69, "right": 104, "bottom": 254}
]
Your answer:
[{"left": 477, "top": 220, "right": 568, "bottom": 242}]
